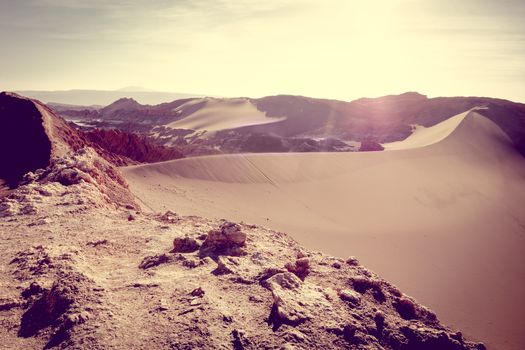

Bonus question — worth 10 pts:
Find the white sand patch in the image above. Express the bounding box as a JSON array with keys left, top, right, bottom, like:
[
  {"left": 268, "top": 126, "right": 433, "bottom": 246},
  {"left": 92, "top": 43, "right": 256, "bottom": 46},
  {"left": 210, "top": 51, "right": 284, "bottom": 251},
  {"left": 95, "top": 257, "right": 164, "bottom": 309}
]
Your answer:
[
  {"left": 383, "top": 107, "right": 490, "bottom": 150},
  {"left": 168, "top": 98, "right": 286, "bottom": 134},
  {"left": 383, "top": 111, "right": 468, "bottom": 150}
]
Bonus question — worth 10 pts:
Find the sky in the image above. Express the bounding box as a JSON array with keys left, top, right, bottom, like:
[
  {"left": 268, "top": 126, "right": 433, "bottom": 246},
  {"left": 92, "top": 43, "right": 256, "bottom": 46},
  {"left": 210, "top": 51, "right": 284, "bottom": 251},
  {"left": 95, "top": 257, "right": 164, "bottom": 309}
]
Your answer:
[{"left": 1, "top": 0, "right": 524, "bottom": 102}]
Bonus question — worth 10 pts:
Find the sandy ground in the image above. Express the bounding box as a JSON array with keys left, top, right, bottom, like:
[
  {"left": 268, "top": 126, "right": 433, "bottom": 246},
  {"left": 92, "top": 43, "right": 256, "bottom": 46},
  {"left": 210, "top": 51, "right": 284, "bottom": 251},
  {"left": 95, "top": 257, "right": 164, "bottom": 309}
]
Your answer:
[
  {"left": 168, "top": 98, "right": 286, "bottom": 134},
  {"left": 382, "top": 110, "right": 471, "bottom": 150},
  {"left": 123, "top": 112, "right": 525, "bottom": 350}
]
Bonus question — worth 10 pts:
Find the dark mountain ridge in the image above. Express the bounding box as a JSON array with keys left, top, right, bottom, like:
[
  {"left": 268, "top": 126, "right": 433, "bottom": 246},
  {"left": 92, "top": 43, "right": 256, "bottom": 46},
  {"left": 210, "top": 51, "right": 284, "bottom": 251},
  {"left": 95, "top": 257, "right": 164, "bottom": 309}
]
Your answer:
[{"left": 54, "top": 92, "right": 525, "bottom": 157}]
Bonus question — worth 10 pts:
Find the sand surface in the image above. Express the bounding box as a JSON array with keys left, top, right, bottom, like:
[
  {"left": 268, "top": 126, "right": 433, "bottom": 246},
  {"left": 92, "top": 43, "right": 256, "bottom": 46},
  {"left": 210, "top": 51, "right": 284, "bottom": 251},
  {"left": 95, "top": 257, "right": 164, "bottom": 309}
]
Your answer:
[
  {"left": 168, "top": 98, "right": 286, "bottom": 134},
  {"left": 382, "top": 110, "right": 471, "bottom": 150},
  {"left": 123, "top": 112, "right": 525, "bottom": 350}
]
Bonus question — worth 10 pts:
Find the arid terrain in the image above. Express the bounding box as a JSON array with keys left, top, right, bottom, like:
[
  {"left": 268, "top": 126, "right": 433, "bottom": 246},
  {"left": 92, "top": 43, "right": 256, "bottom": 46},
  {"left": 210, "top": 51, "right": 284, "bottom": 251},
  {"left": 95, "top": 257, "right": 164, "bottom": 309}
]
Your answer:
[
  {"left": 3, "top": 0, "right": 525, "bottom": 348},
  {"left": 1, "top": 91, "right": 523, "bottom": 350},
  {"left": 54, "top": 92, "right": 525, "bottom": 160}
]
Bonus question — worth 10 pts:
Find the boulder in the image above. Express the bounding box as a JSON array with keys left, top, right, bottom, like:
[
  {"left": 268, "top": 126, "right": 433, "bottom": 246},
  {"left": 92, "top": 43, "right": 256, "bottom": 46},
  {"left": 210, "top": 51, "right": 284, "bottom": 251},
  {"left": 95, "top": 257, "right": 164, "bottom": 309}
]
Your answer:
[
  {"left": 200, "top": 221, "right": 247, "bottom": 257},
  {"left": 285, "top": 257, "right": 310, "bottom": 280},
  {"left": 262, "top": 272, "right": 310, "bottom": 325},
  {"left": 172, "top": 236, "right": 200, "bottom": 253}
]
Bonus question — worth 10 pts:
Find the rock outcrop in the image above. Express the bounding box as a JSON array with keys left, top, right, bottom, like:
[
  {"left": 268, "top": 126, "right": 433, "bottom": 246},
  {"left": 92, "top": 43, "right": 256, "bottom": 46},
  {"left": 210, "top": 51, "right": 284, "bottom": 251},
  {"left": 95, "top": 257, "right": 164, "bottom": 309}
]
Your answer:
[
  {"left": 0, "top": 92, "right": 136, "bottom": 207},
  {"left": 54, "top": 92, "right": 525, "bottom": 157},
  {"left": 83, "top": 129, "right": 184, "bottom": 165}
]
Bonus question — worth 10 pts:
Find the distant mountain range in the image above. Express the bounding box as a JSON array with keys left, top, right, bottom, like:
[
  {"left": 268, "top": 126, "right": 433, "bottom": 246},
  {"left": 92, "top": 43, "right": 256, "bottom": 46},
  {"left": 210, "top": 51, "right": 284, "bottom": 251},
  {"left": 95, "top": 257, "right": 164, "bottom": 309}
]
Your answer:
[
  {"left": 51, "top": 92, "right": 525, "bottom": 157},
  {"left": 16, "top": 88, "right": 208, "bottom": 106}
]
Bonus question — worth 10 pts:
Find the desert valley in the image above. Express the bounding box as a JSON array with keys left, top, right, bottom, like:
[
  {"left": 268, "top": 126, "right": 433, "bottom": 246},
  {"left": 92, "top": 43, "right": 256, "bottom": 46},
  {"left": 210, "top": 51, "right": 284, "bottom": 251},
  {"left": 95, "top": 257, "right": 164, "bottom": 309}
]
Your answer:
[
  {"left": 0, "top": 89, "right": 524, "bottom": 350},
  {"left": 2, "top": 1, "right": 525, "bottom": 349}
]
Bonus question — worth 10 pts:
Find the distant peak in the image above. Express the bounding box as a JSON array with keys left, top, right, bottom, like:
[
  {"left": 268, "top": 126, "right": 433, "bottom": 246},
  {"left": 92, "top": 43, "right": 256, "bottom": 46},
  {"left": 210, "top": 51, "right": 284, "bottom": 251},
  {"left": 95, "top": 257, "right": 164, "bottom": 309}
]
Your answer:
[
  {"left": 102, "top": 97, "right": 142, "bottom": 111},
  {"left": 115, "top": 86, "right": 153, "bottom": 92},
  {"left": 398, "top": 91, "right": 427, "bottom": 98},
  {"left": 352, "top": 91, "right": 428, "bottom": 104},
  {"left": 110, "top": 97, "right": 140, "bottom": 106}
]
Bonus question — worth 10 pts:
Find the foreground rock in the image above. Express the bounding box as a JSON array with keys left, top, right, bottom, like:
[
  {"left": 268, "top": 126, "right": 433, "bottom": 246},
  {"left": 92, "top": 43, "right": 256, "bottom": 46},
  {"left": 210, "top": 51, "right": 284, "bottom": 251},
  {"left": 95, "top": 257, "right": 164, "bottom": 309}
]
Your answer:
[{"left": 199, "top": 221, "right": 247, "bottom": 257}]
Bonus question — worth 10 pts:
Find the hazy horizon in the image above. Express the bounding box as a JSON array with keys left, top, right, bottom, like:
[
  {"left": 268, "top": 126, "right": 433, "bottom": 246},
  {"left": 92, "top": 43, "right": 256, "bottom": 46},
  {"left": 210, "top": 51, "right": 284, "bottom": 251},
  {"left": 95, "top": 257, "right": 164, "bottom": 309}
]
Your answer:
[{"left": 1, "top": 0, "right": 525, "bottom": 102}]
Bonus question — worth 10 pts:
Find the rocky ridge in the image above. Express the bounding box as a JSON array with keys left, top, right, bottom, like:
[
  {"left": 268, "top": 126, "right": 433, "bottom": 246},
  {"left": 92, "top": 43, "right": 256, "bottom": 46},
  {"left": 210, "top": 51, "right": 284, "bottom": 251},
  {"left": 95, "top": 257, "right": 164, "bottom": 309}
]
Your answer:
[{"left": 54, "top": 92, "right": 525, "bottom": 157}]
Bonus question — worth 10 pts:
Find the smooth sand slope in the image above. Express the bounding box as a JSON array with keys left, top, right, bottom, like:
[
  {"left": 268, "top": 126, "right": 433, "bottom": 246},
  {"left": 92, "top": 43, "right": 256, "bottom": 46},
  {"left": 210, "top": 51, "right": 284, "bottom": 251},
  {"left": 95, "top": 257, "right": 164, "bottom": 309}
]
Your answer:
[
  {"left": 123, "top": 111, "right": 525, "bottom": 350},
  {"left": 382, "top": 110, "right": 473, "bottom": 150},
  {"left": 168, "top": 98, "right": 286, "bottom": 135}
]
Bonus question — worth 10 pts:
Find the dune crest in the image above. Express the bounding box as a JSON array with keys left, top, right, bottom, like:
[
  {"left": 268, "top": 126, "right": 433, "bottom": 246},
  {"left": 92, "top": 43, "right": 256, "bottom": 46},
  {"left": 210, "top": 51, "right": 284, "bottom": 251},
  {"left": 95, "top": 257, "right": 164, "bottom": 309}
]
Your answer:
[{"left": 167, "top": 98, "right": 287, "bottom": 136}]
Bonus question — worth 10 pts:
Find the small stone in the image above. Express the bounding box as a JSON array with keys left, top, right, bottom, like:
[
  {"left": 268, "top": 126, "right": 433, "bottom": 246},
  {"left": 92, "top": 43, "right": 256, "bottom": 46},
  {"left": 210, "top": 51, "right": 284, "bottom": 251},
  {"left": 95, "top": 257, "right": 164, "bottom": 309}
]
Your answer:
[
  {"left": 20, "top": 205, "right": 37, "bottom": 215},
  {"left": 263, "top": 272, "right": 312, "bottom": 324},
  {"left": 331, "top": 261, "right": 342, "bottom": 269},
  {"left": 21, "top": 282, "right": 45, "bottom": 298},
  {"left": 248, "top": 295, "right": 264, "bottom": 303},
  {"left": 127, "top": 214, "right": 135, "bottom": 221},
  {"left": 346, "top": 256, "right": 359, "bottom": 266},
  {"left": 159, "top": 210, "right": 178, "bottom": 223},
  {"left": 221, "top": 222, "right": 246, "bottom": 245},
  {"left": 395, "top": 297, "right": 418, "bottom": 320},
  {"left": 213, "top": 256, "right": 237, "bottom": 275},
  {"left": 284, "top": 328, "right": 306, "bottom": 342},
  {"left": 451, "top": 332, "right": 463, "bottom": 342},
  {"left": 86, "top": 239, "right": 108, "bottom": 247},
  {"left": 232, "top": 329, "right": 250, "bottom": 350},
  {"left": 37, "top": 188, "right": 53, "bottom": 197},
  {"left": 181, "top": 256, "right": 201, "bottom": 269},
  {"left": 138, "top": 254, "right": 171, "bottom": 269},
  {"left": 0, "top": 297, "right": 20, "bottom": 311},
  {"left": 172, "top": 236, "right": 200, "bottom": 253},
  {"left": 190, "top": 287, "right": 205, "bottom": 297},
  {"left": 296, "top": 250, "right": 308, "bottom": 259},
  {"left": 343, "top": 324, "right": 357, "bottom": 342},
  {"left": 257, "top": 267, "right": 285, "bottom": 282},
  {"left": 28, "top": 218, "right": 51, "bottom": 226},
  {"left": 64, "top": 311, "right": 90, "bottom": 327},
  {"left": 285, "top": 257, "right": 310, "bottom": 280},
  {"left": 339, "top": 289, "right": 360, "bottom": 305},
  {"left": 374, "top": 311, "right": 385, "bottom": 333}
]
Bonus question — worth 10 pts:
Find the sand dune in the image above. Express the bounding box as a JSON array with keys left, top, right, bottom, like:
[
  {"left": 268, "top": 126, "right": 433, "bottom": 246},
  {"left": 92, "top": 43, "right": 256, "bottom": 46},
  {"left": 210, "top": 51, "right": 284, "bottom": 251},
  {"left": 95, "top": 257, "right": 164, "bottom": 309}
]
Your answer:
[
  {"left": 382, "top": 110, "right": 470, "bottom": 150},
  {"left": 123, "top": 111, "right": 525, "bottom": 350},
  {"left": 167, "top": 98, "right": 286, "bottom": 135}
]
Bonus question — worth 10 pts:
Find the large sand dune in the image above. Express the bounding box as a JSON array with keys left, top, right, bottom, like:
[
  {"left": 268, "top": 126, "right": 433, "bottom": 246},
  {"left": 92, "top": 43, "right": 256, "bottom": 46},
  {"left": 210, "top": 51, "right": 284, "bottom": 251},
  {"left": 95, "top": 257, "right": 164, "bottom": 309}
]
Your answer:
[
  {"left": 123, "top": 111, "right": 525, "bottom": 350},
  {"left": 168, "top": 98, "right": 286, "bottom": 135}
]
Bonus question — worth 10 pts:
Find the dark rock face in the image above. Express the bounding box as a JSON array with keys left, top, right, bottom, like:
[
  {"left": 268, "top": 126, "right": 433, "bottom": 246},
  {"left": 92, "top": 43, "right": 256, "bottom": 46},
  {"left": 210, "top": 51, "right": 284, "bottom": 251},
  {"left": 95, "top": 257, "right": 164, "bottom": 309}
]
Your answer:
[
  {"left": 0, "top": 92, "right": 138, "bottom": 208},
  {"left": 84, "top": 129, "right": 184, "bottom": 164},
  {"left": 0, "top": 92, "right": 52, "bottom": 186},
  {"left": 19, "top": 282, "right": 74, "bottom": 338},
  {"left": 359, "top": 140, "right": 385, "bottom": 152},
  {"left": 53, "top": 92, "right": 525, "bottom": 159}
]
